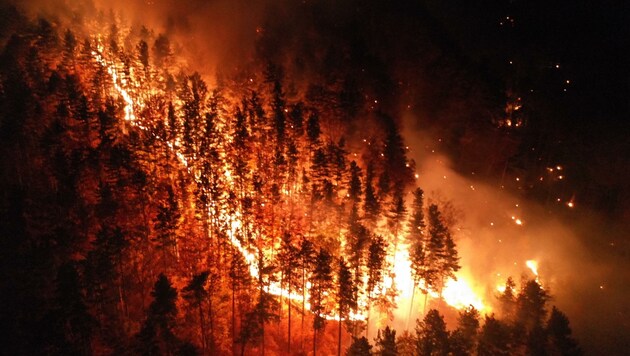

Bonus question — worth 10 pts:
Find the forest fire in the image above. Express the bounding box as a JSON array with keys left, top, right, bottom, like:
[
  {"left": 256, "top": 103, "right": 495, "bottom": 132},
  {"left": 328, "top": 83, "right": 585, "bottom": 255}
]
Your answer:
[{"left": 4, "top": 1, "right": 621, "bottom": 355}]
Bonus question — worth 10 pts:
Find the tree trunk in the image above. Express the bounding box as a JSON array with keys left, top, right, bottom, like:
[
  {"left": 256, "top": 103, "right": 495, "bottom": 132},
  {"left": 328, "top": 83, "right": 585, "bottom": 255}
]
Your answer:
[
  {"left": 208, "top": 293, "right": 215, "bottom": 355},
  {"left": 288, "top": 284, "right": 292, "bottom": 355},
  {"left": 407, "top": 282, "right": 416, "bottom": 330},
  {"left": 338, "top": 307, "right": 343, "bottom": 356},
  {"left": 302, "top": 268, "right": 306, "bottom": 351},
  {"left": 198, "top": 303, "right": 206, "bottom": 353},
  {"left": 232, "top": 283, "right": 236, "bottom": 354}
]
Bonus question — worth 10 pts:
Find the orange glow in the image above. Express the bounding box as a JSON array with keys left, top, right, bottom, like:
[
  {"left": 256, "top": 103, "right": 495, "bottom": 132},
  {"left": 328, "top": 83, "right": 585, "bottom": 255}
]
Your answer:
[
  {"left": 526, "top": 260, "right": 539, "bottom": 277},
  {"left": 442, "top": 277, "right": 486, "bottom": 311}
]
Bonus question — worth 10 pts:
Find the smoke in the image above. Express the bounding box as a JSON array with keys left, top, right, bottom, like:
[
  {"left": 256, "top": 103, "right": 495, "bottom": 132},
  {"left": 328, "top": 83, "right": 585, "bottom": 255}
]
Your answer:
[
  {"left": 402, "top": 118, "right": 630, "bottom": 354},
  {"left": 4, "top": 0, "right": 275, "bottom": 79}
]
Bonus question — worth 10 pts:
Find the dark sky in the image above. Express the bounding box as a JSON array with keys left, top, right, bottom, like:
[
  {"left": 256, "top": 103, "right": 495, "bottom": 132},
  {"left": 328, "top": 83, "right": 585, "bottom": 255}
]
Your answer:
[
  {"left": 426, "top": 0, "right": 629, "bottom": 123},
  {"left": 417, "top": 0, "right": 630, "bottom": 218}
]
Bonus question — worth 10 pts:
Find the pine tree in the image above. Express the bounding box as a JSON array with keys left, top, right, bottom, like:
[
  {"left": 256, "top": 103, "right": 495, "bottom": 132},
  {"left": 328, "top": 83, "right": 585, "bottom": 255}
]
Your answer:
[
  {"left": 136, "top": 273, "right": 180, "bottom": 355},
  {"left": 396, "top": 331, "right": 416, "bottom": 356},
  {"left": 337, "top": 257, "right": 357, "bottom": 356},
  {"left": 426, "top": 204, "right": 460, "bottom": 296},
  {"left": 477, "top": 315, "right": 513, "bottom": 356},
  {"left": 546, "top": 306, "right": 581, "bottom": 356},
  {"left": 366, "top": 234, "right": 386, "bottom": 335},
  {"left": 298, "top": 236, "right": 316, "bottom": 347},
  {"left": 416, "top": 309, "right": 449, "bottom": 356},
  {"left": 44, "top": 263, "right": 95, "bottom": 355},
  {"left": 153, "top": 185, "right": 180, "bottom": 268},
  {"left": 363, "top": 162, "right": 380, "bottom": 227},
  {"left": 449, "top": 306, "right": 480, "bottom": 356},
  {"left": 277, "top": 232, "right": 299, "bottom": 353},
  {"left": 229, "top": 247, "right": 252, "bottom": 353},
  {"left": 311, "top": 248, "right": 333, "bottom": 355},
  {"left": 374, "top": 326, "right": 397, "bottom": 356},
  {"left": 498, "top": 276, "right": 517, "bottom": 322},
  {"left": 387, "top": 188, "right": 406, "bottom": 248},
  {"left": 182, "top": 271, "right": 209, "bottom": 353},
  {"left": 346, "top": 336, "right": 373, "bottom": 356},
  {"left": 516, "top": 279, "right": 550, "bottom": 331},
  {"left": 348, "top": 161, "right": 363, "bottom": 203},
  {"left": 407, "top": 188, "right": 427, "bottom": 321}
]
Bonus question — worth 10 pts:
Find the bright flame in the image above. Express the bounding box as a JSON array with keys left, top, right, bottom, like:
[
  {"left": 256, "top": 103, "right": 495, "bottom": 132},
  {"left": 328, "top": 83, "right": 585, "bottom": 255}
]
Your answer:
[
  {"left": 92, "top": 42, "right": 487, "bottom": 323},
  {"left": 91, "top": 45, "right": 137, "bottom": 123},
  {"left": 442, "top": 278, "right": 485, "bottom": 311},
  {"left": 526, "top": 260, "right": 539, "bottom": 277}
]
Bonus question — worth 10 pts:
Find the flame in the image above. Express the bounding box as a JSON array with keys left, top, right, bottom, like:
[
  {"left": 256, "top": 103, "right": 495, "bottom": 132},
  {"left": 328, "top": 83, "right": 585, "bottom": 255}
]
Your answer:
[
  {"left": 442, "top": 278, "right": 485, "bottom": 311},
  {"left": 91, "top": 43, "right": 488, "bottom": 323},
  {"left": 90, "top": 47, "right": 366, "bottom": 322},
  {"left": 91, "top": 44, "right": 138, "bottom": 124},
  {"left": 526, "top": 260, "right": 539, "bottom": 277}
]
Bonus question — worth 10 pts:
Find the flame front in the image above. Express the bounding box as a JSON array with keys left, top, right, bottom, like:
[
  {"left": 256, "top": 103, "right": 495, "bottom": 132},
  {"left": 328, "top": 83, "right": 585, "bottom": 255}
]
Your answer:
[{"left": 91, "top": 42, "right": 491, "bottom": 325}]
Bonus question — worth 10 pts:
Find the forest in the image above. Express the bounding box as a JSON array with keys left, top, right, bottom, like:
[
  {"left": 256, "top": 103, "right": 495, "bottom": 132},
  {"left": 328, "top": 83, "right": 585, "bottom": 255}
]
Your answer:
[{"left": 0, "top": 3, "right": 582, "bottom": 355}]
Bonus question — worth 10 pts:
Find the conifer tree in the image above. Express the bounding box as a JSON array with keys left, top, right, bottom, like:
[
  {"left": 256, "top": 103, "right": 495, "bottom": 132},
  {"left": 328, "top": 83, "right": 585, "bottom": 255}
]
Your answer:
[
  {"left": 407, "top": 188, "right": 427, "bottom": 320},
  {"left": 498, "top": 276, "right": 517, "bottom": 322},
  {"left": 416, "top": 309, "right": 449, "bottom": 356},
  {"left": 311, "top": 248, "right": 333, "bottom": 355},
  {"left": 278, "top": 232, "right": 299, "bottom": 353},
  {"left": 44, "top": 263, "right": 95, "bottom": 355},
  {"left": 298, "top": 236, "right": 317, "bottom": 345},
  {"left": 516, "top": 279, "right": 550, "bottom": 331},
  {"left": 137, "top": 273, "right": 180, "bottom": 355},
  {"left": 337, "top": 257, "right": 357, "bottom": 356},
  {"left": 363, "top": 162, "right": 380, "bottom": 227},
  {"left": 477, "top": 315, "right": 513, "bottom": 356},
  {"left": 182, "top": 271, "right": 209, "bottom": 353},
  {"left": 426, "top": 204, "right": 460, "bottom": 296},
  {"left": 449, "top": 306, "right": 480, "bottom": 356},
  {"left": 346, "top": 336, "right": 372, "bottom": 356},
  {"left": 546, "top": 306, "right": 581, "bottom": 356},
  {"left": 375, "top": 326, "right": 397, "bottom": 356},
  {"left": 366, "top": 234, "right": 386, "bottom": 335}
]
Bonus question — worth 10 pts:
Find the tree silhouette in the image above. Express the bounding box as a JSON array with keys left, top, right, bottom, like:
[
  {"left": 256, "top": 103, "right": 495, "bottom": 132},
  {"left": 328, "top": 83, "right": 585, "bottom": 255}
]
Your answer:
[
  {"left": 182, "top": 271, "right": 209, "bottom": 353},
  {"left": 416, "top": 309, "right": 449, "bottom": 356},
  {"left": 337, "top": 257, "right": 357, "bottom": 356},
  {"left": 136, "top": 273, "right": 180, "bottom": 355},
  {"left": 477, "top": 315, "right": 513, "bottom": 356},
  {"left": 375, "top": 326, "right": 397, "bottom": 356},
  {"left": 449, "top": 306, "right": 480, "bottom": 356},
  {"left": 311, "top": 248, "right": 333, "bottom": 355},
  {"left": 547, "top": 306, "right": 581, "bottom": 356},
  {"left": 346, "top": 336, "right": 372, "bottom": 356}
]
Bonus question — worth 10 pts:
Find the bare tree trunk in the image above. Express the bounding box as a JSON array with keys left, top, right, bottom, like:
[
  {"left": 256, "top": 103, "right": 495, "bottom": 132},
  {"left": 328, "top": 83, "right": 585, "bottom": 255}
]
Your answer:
[
  {"left": 407, "top": 282, "right": 416, "bottom": 330},
  {"left": 302, "top": 268, "right": 306, "bottom": 351},
  {"left": 198, "top": 303, "right": 206, "bottom": 353},
  {"left": 338, "top": 310, "right": 343, "bottom": 356},
  {"left": 288, "top": 284, "right": 292, "bottom": 355},
  {"left": 423, "top": 292, "right": 428, "bottom": 316}
]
